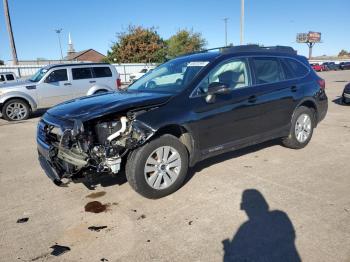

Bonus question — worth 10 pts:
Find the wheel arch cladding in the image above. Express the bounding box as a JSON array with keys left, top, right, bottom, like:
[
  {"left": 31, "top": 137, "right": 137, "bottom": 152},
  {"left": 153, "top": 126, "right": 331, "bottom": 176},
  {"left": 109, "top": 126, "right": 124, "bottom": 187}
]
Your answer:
[
  {"left": 298, "top": 100, "right": 318, "bottom": 124},
  {"left": 152, "top": 124, "right": 194, "bottom": 158}
]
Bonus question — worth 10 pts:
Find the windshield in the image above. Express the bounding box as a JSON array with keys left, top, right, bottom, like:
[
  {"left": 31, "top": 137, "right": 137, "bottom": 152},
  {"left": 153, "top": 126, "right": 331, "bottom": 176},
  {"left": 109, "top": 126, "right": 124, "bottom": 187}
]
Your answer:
[
  {"left": 29, "top": 68, "right": 48, "bottom": 82},
  {"left": 128, "top": 57, "right": 209, "bottom": 93}
]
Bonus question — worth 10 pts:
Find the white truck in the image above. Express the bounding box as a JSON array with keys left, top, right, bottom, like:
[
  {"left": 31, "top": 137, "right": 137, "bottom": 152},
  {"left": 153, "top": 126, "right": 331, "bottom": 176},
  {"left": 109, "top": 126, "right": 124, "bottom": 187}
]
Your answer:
[{"left": 0, "top": 63, "right": 121, "bottom": 121}]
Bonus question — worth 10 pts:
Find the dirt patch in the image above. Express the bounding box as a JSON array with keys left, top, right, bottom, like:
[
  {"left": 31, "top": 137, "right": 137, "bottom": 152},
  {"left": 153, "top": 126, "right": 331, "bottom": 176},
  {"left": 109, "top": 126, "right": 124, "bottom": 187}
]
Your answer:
[
  {"left": 86, "top": 191, "right": 106, "bottom": 199},
  {"left": 84, "top": 201, "right": 109, "bottom": 213}
]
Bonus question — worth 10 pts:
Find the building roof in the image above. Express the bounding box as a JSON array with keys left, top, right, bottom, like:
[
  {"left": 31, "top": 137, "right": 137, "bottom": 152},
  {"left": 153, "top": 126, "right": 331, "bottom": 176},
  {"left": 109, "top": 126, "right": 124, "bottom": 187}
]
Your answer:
[{"left": 65, "top": 49, "right": 106, "bottom": 60}]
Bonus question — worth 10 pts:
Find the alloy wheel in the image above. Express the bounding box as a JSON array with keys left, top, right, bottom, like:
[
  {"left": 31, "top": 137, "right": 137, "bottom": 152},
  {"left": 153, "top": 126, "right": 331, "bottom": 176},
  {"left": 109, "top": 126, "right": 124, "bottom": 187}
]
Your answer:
[{"left": 144, "top": 146, "right": 182, "bottom": 190}]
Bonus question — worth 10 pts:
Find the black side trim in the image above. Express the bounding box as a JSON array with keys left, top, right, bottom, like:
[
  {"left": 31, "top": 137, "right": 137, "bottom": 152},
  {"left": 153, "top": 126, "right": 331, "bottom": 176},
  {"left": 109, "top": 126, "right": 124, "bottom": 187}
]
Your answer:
[{"left": 26, "top": 85, "right": 36, "bottom": 90}]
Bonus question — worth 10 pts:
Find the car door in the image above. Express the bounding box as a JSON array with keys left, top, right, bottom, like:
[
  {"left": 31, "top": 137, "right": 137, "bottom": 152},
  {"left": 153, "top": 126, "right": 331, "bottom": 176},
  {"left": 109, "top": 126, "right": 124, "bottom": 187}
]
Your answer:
[
  {"left": 189, "top": 57, "right": 266, "bottom": 153},
  {"left": 37, "top": 68, "right": 74, "bottom": 108},
  {"left": 71, "top": 67, "right": 96, "bottom": 97},
  {"left": 247, "top": 56, "right": 297, "bottom": 135}
]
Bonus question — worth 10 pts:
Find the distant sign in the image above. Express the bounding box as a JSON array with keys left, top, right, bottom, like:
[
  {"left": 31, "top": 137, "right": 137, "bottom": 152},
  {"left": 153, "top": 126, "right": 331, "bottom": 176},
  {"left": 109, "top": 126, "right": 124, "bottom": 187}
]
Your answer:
[{"left": 296, "top": 32, "right": 321, "bottom": 43}]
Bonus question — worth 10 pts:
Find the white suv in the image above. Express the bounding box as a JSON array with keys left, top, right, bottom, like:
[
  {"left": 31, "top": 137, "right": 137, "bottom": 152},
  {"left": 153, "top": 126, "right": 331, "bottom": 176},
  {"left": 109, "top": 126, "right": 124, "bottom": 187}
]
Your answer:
[
  {"left": 0, "top": 63, "right": 121, "bottom": 121},
  {"left": 0, "top": 72, "right": 17, "bottom": 84}
]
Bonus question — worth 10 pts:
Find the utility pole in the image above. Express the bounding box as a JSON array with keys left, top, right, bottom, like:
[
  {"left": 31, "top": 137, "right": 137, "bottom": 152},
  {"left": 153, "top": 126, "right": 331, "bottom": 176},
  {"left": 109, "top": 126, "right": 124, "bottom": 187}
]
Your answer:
[
  {"left": 54, "top": 28, "right": 63, "bottom": 60},
  {"left": 3, "top": 0, "right": 18, "bottom": 65},
  {"left": 223, "top": 17, "right": 229, "bottom": 46},
  {"left": 240, "top": 0, "right": 245, "bottom": 45}
]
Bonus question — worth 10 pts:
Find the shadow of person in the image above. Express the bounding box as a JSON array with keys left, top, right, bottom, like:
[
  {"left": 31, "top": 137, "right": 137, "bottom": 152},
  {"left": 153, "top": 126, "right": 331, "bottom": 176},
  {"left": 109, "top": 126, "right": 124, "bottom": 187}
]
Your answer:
[{"left": 222, "top": 189, "right": 301, "bottom": 262}]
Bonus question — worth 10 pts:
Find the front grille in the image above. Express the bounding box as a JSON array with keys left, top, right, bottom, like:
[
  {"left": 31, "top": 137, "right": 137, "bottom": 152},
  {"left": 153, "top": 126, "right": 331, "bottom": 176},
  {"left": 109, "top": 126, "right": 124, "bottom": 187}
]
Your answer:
[{"left": 37, "top": 120, "right": 47, "bottom": 142}]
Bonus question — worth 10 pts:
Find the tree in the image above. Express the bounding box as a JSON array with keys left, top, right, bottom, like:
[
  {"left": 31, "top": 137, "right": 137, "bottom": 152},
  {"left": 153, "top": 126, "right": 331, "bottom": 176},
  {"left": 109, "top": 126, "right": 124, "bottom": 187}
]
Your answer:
[
  {"left": 338, "top": 49, "right": 350, "bottom": 57},
  {"left": 166, "top": 29, "right": 207, "bottom": 58},
  {"left": 105, "top": 25, "right": 166, "bottom": 63}
]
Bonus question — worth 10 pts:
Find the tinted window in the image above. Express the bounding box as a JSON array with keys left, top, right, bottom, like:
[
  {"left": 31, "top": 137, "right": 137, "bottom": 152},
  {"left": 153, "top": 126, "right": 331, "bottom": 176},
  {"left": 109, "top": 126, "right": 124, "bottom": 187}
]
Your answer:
[
  {"left": 0, "top": 75, "right": 5, "bottom": 82},
  {"left": 196, "top": 58, "right": 250, "bottom": 94},
  {"left": 46, "top": 69, "right": 68, "bottom": 82},
  {"left": 72, "top": 67, "right": 93, "bottom": 80},
  {"left": 92, "top": 67, "right": 112, "bottom": 78},
  {"left": 252, "top": 57, "right": 283, "bottom": 84},
  {"left": 6, "top": 74, "right": 15, "bottom": 81},
  {"left": 283, "top": 58, "right": 309, "bottom": 78}
]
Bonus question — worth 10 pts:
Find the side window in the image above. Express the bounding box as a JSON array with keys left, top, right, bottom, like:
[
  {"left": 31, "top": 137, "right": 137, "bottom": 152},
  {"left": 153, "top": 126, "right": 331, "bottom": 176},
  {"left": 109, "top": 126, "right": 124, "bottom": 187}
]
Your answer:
[
  {"left": 0, "top": 75, "right": 5, "bottom": 82},
  {"left": 6, "top": 74, "right": 15, "bottom": 81},
  {"left": 92, "top": 67, "right": 112, "bottom": 78},
  {"left": 252, "top": 57, "right": 283, "bottom": 84},
  {"left": 196, "top": 58, "right": 250, "bottom": 94},
  {"left": 283, "top": 58, "right": 309, "bottom": 79},
  {"left": 45, "top": 69, "right": 68, "bottom": 83},
  {"left": 72, "top": 67, "right": 93, "bottom": 80}
]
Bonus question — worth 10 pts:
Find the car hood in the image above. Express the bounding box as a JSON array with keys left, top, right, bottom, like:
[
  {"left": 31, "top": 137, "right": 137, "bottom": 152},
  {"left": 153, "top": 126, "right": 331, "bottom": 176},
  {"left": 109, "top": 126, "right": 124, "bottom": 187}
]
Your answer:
[
  {"left": 0, "top": 79, "right": 31, "bottom": 89},
  {"left": 344, "top": 83, "right": 350, "bottom": 93},
  {"left": 46, "top": 91, "right": 173, "bottom": 121}
]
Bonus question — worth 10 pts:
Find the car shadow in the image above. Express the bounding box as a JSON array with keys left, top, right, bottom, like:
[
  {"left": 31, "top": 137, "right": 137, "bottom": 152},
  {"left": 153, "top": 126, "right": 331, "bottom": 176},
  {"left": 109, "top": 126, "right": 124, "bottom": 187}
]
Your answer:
[
  {"left": 332, "top": 97, "right": 348, "bottom": 106},
  {"left": 222, "top": 189, "right": 301, "bottom": 262},
  {"left": 184, "top": 139, "right": 280, "bottom": 186}
]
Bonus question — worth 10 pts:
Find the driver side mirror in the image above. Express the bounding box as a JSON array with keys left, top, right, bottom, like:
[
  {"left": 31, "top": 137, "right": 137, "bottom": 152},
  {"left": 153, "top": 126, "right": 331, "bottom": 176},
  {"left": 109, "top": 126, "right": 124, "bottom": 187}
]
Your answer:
[{"left": 205, "top": 82, "right": 230, "bottom": 103}]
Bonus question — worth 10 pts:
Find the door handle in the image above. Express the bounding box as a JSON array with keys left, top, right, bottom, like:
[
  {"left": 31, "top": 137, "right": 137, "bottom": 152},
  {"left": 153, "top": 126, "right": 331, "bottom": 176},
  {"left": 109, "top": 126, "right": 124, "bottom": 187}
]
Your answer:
[
  {"left": 291, "top": 86, "right": 297, "bottom": 92},
  {"left": 89, "top": 80, "right": 96, "bottom": 83},
  {"left": 248, "top": 95, "right": 257, "bottom": 103},
  {"left": 64, "top": 83, "right": 72, "bottom": 86}
]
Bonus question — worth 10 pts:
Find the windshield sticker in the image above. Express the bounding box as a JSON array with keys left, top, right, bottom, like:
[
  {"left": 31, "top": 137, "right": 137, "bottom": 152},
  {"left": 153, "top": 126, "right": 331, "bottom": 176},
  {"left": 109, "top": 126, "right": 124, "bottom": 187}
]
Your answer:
[{"left": 187, "top": 61, "right": 209, "bottom": 67}]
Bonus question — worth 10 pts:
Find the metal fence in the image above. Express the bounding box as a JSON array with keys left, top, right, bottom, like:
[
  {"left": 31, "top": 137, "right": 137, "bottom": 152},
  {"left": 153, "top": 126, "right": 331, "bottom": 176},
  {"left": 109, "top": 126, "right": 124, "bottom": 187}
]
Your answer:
[{"left": 0, "top": 63, "right": 157, "bottom": 83}]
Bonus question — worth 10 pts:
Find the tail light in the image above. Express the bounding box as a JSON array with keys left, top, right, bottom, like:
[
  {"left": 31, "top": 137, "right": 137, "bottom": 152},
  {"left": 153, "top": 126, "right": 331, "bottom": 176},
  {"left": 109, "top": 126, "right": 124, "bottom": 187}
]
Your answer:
[
  {"left": 116, "top": 78, "right": 122, "bottom": 89},
  {"left": 318, "top": 79, "right": 325, "bottom": 90}
]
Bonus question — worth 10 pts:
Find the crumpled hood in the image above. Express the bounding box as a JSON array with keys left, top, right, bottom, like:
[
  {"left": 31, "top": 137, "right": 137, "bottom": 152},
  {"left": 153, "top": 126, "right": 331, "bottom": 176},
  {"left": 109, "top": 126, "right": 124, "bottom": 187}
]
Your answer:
[{"left": 46, "top": 91, "right": 173, "bottom": 121}]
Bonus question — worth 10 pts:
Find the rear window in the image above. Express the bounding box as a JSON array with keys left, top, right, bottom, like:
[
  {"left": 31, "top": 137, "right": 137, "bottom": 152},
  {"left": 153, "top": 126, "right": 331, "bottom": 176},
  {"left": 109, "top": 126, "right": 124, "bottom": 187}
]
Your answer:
[
  {"left": 6, "top": 74, "right": 15, "bottom": 81},
  {"left": 72, "top": 67, "right": 93, "bottom": 80},
  {"left": 281, "top": 58, "right": 309, "bottom": 79},
  {"left": 92, "top": 67, "right": 112, "bottom": 78},
  {"left": 252, "top": 57, "right": 283, "bottom": 84}
]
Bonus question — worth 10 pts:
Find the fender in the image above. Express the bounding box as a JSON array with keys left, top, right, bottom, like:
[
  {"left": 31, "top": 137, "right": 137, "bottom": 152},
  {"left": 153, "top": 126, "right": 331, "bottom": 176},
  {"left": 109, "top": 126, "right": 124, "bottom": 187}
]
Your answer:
[
  {"left": 86, "top": 84, "right": 114, "bottom": 96},
  {"left": 0, "top": 91, "right": 38, "bottom": 111}
]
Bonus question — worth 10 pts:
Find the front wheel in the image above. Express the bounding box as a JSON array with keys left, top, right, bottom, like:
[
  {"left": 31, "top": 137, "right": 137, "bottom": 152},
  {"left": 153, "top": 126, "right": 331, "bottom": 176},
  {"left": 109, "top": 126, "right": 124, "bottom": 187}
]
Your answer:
[
  {"left": 282, "top": 106, "right": 315, "bottom": 149},
  {"left": 126, "top": 134, "right": 189, "bottom": 199},
  {"left": 2, "top": 99, "right": 30, "bottom": 121}
]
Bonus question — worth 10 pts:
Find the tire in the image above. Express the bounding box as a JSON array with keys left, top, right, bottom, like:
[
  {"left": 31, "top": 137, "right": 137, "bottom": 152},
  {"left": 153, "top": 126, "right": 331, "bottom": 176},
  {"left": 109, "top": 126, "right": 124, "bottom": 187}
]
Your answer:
[
  {"left": 126, "top": 134, "right": 189, "bottom": 199},
  {"left": 282, "top": 106, "right": 315, "bottom": 149},
  {"left": 2, "top": 99, "right": 30, "bottom": 121}
]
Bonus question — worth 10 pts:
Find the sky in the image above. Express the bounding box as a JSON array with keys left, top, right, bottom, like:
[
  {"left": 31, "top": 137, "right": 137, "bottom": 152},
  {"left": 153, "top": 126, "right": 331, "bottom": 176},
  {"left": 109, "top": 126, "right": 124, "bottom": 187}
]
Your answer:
[{"left": 0, "top": 0, "right": 349, "bottom": 61}]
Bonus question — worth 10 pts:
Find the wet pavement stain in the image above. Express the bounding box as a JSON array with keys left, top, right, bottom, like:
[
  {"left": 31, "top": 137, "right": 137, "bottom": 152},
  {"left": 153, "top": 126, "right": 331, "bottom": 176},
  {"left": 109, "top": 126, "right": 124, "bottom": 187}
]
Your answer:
[
  {"left": 16, "top": 217, "right": 29, "bottom": 223},
  {"left": 84, "top": 201, "right": 109, "bottom": 213},
  {"left": 86, "top": 191, "right": 107, "bottom": 199},
  {"left": 50, "top": 245, "right": 71, "bottom": 256},
  {"left": 88, "top": 226, "right": 108, "bottom": 232},
  {"left": 137, "top": 214, "right": 146, "bottom": 220}
]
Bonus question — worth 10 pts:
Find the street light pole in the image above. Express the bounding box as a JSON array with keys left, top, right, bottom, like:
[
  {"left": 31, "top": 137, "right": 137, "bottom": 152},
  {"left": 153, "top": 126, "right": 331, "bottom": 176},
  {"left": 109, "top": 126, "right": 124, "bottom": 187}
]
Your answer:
[
  {"left": 223, "top": 17, "right": 229, "bottom": 46},
  {"left": 54, "top": 29, "right": 63, "bottom": 60},
  {"left": 240, "top": 0, "right": 245, "bottom": 45},
  {"left": 3, "top": 0, "right": 18, "bottom": 65}
]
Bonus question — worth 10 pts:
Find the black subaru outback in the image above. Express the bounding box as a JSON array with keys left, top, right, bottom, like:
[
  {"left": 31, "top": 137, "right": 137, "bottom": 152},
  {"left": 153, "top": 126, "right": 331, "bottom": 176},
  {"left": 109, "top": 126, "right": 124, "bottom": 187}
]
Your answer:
[{"left": 37, "top": 45, "right": 328, "bottom": 198}]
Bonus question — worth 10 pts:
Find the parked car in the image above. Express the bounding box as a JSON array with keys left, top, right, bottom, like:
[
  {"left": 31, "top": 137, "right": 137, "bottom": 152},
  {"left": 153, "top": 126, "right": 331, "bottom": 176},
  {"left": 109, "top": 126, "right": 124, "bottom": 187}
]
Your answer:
[
  {"left": 310, "top": 63, "right": 325, "bottom": 72},
  {"left": 342, "top": 83, "right": 350, "bottom": 104},
  {"left": 0, "top": 63, "right": 121, "bottom": 121},
  {"left": 322, "top": 62, "right": 340, "bottom": 71},
  {"left": 129, "top": 68, "right": 152, "bottom": 82},
  {"left": 37, "top": 45, "right": 328, "bottom": 198},
  {"left": 340, "top": 62, "right": 350, "bottom": 70},
  {"left": 0, "top": 72, "right": 17, "bottom": 84},
  {"left": 147, "top": 72, "right": 184, "bottom": 88}
]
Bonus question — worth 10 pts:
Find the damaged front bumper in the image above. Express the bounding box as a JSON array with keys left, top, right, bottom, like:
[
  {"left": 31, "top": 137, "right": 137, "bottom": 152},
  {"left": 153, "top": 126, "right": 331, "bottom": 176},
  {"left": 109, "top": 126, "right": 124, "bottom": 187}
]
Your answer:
[{"left": 37, "top": 113, "right": 155, "bottom": 187}]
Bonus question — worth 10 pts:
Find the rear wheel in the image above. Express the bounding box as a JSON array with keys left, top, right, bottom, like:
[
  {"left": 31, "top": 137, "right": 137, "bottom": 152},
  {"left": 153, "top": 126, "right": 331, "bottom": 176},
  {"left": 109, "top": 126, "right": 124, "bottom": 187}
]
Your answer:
[
  {"left": 2, "top": 99, "right": 30, "bottom": 121},
  {"left": 126, "top": 134, "right": 188, "bottom": 199},
  {"left": 282, "top": 106, "right": 314, "bottom": 149}
]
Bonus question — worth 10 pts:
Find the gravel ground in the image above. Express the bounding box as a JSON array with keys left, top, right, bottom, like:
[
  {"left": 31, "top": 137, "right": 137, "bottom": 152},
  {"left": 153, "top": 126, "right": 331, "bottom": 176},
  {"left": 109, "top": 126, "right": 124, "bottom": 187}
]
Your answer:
[{"left": 0, "top": 70, "right": 349, "bottom": 262}]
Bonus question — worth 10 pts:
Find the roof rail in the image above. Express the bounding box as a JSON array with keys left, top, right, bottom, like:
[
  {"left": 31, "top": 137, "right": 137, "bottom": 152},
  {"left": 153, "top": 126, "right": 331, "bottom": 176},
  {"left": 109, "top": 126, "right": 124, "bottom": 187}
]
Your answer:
[{"left": 221, "top": 45, "right": 297, "bottom": 55}]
